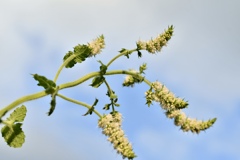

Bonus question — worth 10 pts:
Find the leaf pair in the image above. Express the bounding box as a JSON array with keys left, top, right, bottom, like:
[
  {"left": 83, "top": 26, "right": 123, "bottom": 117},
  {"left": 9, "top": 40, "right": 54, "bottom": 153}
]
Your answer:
[
  {"left": 32, "top": 74, "right": 59, "bottom": 115},
  {"left": 83, "top": 99, "right": 98, "bottom": 116},
  {"left": 104, "top": 90, "right": 120, "bottom": 110},
  {"left": 1, "top": 105, "right": 27, "bottom": 148},
  {"left": 89, "top": 61, "right": 108, "bottom": 88}
]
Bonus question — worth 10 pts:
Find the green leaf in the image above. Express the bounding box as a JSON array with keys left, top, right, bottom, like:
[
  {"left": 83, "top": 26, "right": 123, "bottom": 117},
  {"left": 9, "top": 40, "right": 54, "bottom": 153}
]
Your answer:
[
  {"left": 1, "top": 123, "right": 25, "bottom": 148},
  {"left": 47, "top": 87, "right": 59, "bottom": 116},
  {"left": 83, "top": 99, "right": 98, "bottom": 116},
  {"left": 7, "top": 105, "right": 27, "bottom": 123},
  {"left": 63, "top": 44, "right": 92, "bottom": 68},
  {"left": 98, "top": 60, "right": 107, "bottom": 75},
  {"left": 114, "top": 103, "right": 120, "bottom": 107},
  {"left": 63, "top": 51, "right": 75, "bottom": 68},
  {"left": 103, "top": 104, "right": 111, "bottom": 110},
  {"left": 1, "top": 105, "right": 27, "bottom": 148},
  {"left": 48, "top": 96, "right": 56, "bottom": 116},
  {"left": 90, "top": 76, "right": 105, "bottom": 88},
  {"left": 119, "top": 48, "right": 131, "bottom": 58},
  {"left": 32, "top": 74, "right": 56, "bottom": 94}
]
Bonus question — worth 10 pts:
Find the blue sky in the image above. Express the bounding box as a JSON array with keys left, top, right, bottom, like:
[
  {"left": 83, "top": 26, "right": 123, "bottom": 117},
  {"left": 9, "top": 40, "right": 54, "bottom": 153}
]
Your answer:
[{"left": 0, "top": 0, "right": 240, "bottom": 159}]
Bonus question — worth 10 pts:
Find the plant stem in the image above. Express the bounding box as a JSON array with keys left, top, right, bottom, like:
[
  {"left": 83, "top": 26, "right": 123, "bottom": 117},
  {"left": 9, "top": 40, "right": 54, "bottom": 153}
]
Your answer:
[
  {"left": 54, "top": 54, "right": 77, "bottom": 83},
  {"left": 106, "top": 48, "right": 137, "bottom": 67},
  {"left": 0, "top": 70, "right": 151, "bottom": 118},
  {"left": 103, "top": 79, "right": 115, "bottom": 112},
  {"left": 57, "top": 93, "right": 102, "bottom": 118},
  {"left": 0, "top": 91, "right": 47, "bottom": 118}
]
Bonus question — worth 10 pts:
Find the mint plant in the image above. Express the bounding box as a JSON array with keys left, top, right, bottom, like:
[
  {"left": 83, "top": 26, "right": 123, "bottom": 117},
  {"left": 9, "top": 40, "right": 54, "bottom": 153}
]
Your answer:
[{"left": 0, "top": 26, "right": 216, "bottom": 159}]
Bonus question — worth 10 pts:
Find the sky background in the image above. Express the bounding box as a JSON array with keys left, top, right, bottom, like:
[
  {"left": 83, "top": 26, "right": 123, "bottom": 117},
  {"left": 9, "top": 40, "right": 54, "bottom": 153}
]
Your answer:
[{"left": 0, "top": 0, "right": 239, "bottom": 160}]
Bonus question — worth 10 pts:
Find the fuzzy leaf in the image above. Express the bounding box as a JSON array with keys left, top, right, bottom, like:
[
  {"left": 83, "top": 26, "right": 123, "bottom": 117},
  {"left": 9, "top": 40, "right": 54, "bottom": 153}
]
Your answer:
[
  {"left": 63, "top": 44, "right": 92, "bottom": 68},
  {"left": 7, "top": 105, "right": 27, "bottom": 123},
  {"left": 32, "top": 74, "right": 56, "bottom": 94},
  {"left": 90, "top": 76, "right": 105, "bottom": 88},
  {"left": 63, "top": 51, "right": 75, "bottom": 68},
  {"left": 1, "top": 123, "right": 25, "bottom": 148}
]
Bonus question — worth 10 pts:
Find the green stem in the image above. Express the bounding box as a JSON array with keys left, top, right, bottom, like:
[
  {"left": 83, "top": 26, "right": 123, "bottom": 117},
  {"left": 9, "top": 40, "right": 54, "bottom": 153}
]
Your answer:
[
  {"left": 105, "top": 70, "right": 152, "bottom": 86},
  {"left": 0, "top": 70, "right": 151, "bottom": 118},
  {"left": 106, "top": 48, "right": 137, "bottom": 67},
  {"left": 0, "top": 91, "right": 47, "bottom": 117},
  {"left": 54, "top": 54, "right": 77, "bottom": 83},
  {"left": 103, "top": 79, "right": 113, "bottom": 95},
  {"left": 57, "top": 93, "right": 102, "bottom": 118},
  {"left": 103, "top": 79, "right": 115, "bottom": 112}
]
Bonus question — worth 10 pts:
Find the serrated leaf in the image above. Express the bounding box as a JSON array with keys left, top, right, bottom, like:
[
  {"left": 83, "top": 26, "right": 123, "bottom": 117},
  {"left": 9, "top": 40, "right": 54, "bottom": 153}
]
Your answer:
[
  {"left": 32, "top": 74, "right": 56, "bottom": 94},
  {"left": 90, "top": 76, "right": 105, "bottom": 88},
  {"left": 7, "top": 105, "right": 27, "bottom": 123},
  {"left": 1, "top": 123, "right": 25, "bottom": 148},
  {"left": 63, "top": 44, "right": 92, "bottom": 68},
  {"left": 63, "top": 51, "right": 75, "bottom": 68}
]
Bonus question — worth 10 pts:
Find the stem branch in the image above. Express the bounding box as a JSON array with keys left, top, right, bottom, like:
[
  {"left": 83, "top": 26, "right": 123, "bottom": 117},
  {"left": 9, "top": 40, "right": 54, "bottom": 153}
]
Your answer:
[{"left": 57, "top": 93, "right": 102, "bottom": 118}]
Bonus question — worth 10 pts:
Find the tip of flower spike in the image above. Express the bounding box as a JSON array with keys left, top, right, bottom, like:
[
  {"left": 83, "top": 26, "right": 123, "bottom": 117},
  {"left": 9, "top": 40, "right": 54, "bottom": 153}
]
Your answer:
[
  {"left": 136, "top": 25, "right": 174, "bottom": 54},
  {"left": 98, "top": 112, "right": 136, "bottom": 159},
  {"left": 88, "top": 35, "right": 105, "bottom": 56}
]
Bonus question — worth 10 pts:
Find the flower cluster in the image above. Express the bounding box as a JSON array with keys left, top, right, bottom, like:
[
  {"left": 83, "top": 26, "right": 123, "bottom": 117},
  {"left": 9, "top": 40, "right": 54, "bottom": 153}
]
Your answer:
[
  {"left": 145, "top": 81, "right": 188, "bottom": 110},
  {"left": 136, "top": 25, "right": 174, "bottom": 54},
  {"left": 165, "top": 110, "right": 217, "bottom": 134},
  {"left": 98, "top": 112, "right": 136, "bottom": 159},
  {"left": 145, "top": 81, "right": 216, "bottom": 133},
  {"left": 88, "top": 35, "right": 105, "bottom": 56}
]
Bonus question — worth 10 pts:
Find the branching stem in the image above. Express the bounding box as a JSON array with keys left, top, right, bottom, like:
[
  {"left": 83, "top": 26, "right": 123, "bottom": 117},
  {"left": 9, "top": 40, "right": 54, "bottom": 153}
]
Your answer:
[
  {"left": 57, "top": 93, "right": 102, "bottom": 118},
  {"left": 0, "top": 70, "right": 151, "bottom": 118}
]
